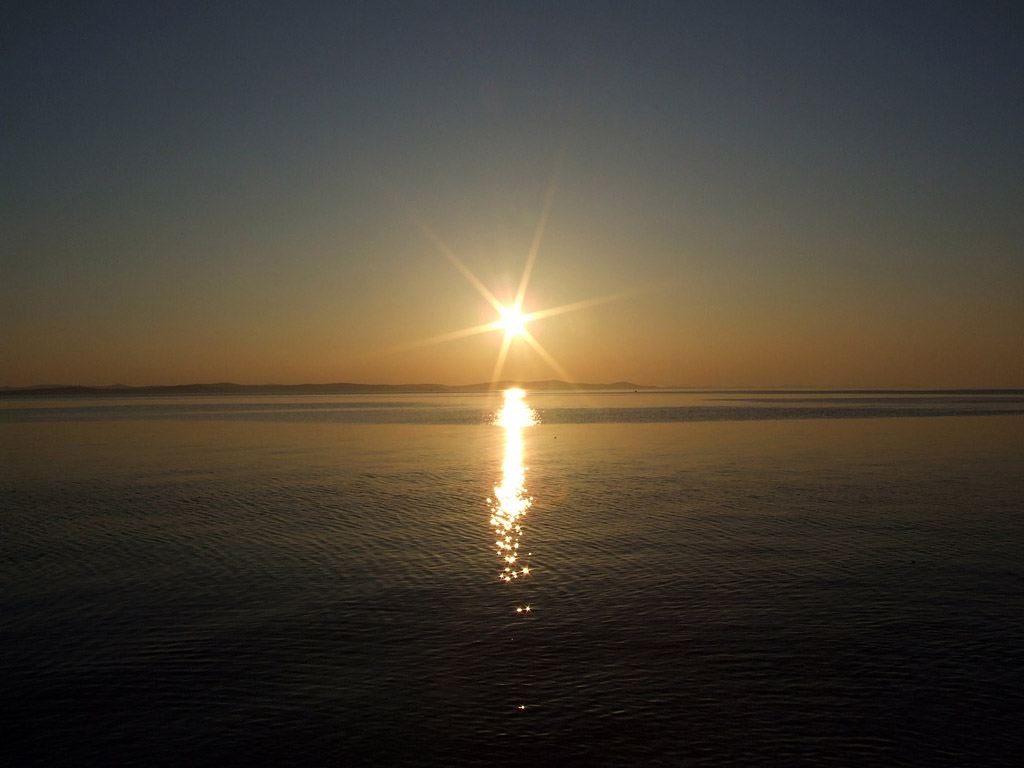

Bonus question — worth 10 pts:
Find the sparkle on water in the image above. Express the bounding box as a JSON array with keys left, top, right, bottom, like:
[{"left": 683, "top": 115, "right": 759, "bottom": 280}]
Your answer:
[{"left": 489, "top": 389, "right": 536, "bottom": 591}]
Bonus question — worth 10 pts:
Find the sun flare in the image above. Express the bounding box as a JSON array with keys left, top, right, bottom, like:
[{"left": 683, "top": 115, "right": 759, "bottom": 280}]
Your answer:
[
  {"left": 392, "top": 159, "right": 639, "bottom": 387},
  {"left": 499, "top": 305, "right": 528, "bottom": 338}
]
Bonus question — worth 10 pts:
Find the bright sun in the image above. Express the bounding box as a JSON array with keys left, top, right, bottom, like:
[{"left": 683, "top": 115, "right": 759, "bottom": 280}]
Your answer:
[
  {"left": 394, "top": 162, "right": 633, "bottom": 386},
  {"left": 499, "top": 305, "right": 527, "bottom": 337}
]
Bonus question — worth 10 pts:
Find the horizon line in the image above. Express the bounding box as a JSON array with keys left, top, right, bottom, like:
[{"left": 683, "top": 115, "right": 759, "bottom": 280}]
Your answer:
[{"left": 3, "top": 381, "right": 1024, "bottom": 397}]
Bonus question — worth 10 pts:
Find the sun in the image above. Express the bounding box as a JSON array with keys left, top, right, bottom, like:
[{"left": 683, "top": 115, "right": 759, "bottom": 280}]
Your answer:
[
  {"left": 388, "top": 158, "right": 640, "bottom": 386},
  {"left": 499, "top": 305, "right": 528, "bottom": 338}
]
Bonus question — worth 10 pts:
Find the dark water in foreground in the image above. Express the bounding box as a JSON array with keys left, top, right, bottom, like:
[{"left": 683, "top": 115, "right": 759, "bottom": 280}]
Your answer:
[{"left": 2, "top": 391, "right": 1023, "bottom": 766}]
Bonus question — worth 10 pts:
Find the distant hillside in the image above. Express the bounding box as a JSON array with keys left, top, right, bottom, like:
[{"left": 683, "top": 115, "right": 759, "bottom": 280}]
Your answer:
[{"left": 0, "top": 380, "right": 658, "bottom": 397}]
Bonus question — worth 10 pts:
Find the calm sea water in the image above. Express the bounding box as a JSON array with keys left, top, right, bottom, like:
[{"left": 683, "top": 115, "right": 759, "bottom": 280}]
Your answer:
[{"left": 2, "top": 391, "right": 1023, "bottom": 766}]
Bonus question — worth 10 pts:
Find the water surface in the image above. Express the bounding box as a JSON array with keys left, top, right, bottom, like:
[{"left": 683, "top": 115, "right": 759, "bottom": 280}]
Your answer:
[{"left": 3, "top": 390, "right": 1023, "bottom": 765}]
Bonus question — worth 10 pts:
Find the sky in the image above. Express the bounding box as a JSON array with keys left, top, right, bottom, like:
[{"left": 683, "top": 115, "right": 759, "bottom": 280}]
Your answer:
[{"left": 3, "top": 0, "right": 1022, "bottom": 388}]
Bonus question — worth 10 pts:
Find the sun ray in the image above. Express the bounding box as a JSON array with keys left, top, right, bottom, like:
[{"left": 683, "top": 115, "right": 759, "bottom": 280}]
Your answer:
[
  {"left": 490, "top": 333, "right": 513, "bottom": 388},
  {"left": 412, "top": 216, "right": 505, "bottom": 315},
  {"left": 385, "top": 319, "right": 507, "bottom": 355},
  {"left": 519, "top": 331, "right": 576, "bottom": 384},
  {"left": 379, "top": 159, "right": 647, "bottom": 386},
  {"left": 519, "top": 288, "right": 643, "bottom": 326},
  {"left": 377, "top": 177, "right": 506, "bottom": 315},
  {"left": 515, "top": 160, "right": 561, "bottom": 312}
]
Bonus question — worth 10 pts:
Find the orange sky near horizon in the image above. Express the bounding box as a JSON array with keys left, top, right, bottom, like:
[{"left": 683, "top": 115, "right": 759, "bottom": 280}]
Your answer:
[{"left": 3, "top": 3, "right": 1022, "bottom": 389}]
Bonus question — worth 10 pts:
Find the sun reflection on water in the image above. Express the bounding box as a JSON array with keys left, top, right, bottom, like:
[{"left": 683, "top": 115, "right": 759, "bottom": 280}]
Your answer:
[{"left": 488, "top": 389, "right": 536, "bottom": 590}]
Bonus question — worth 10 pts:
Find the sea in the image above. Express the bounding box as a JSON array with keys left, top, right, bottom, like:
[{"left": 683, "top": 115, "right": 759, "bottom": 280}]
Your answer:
[{"left": 2, "top": 390, "right": 1023, "bottom": 766}]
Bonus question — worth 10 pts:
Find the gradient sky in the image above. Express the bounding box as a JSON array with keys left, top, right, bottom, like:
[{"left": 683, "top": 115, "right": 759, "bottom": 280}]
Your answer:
[{"left": 3, "top": 1, "right": 1022, "bottom": 388}]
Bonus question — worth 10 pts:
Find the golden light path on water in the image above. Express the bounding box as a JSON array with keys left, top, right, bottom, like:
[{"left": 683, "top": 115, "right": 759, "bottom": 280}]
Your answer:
[{"left": 487, "top": 389, "right": 536, "bottom": 608}]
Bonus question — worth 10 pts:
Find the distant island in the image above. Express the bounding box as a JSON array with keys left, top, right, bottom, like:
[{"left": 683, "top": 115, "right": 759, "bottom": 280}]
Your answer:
[{"left": 0, "top": 380, "right": 659, "bottom": 397}]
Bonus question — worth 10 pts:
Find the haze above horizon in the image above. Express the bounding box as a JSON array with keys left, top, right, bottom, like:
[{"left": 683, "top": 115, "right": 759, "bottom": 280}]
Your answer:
[{"left": 3, "top": 2, "right": 1022, "bottom": 389}]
